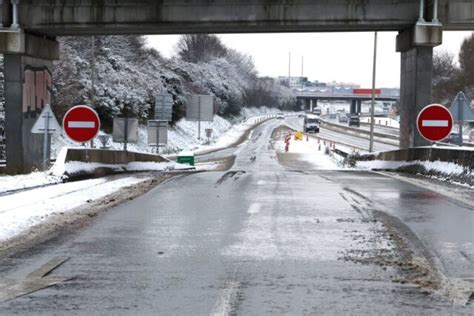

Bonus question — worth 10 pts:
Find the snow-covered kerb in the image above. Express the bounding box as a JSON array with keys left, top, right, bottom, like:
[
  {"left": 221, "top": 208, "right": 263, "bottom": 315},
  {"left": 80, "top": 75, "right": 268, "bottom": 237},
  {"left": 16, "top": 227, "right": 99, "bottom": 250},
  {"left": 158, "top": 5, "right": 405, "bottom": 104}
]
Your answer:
[{"left": 356, "top": 147, "right": 473, "bottom": 185}]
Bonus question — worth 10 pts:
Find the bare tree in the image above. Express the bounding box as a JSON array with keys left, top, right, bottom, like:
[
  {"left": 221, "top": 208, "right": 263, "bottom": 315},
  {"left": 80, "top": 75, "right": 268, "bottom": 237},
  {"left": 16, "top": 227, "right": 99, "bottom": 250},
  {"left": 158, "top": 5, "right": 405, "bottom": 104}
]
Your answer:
[
  {"left": 177, "top": 34, "right": 228, "bottom": 63},
  {"left": 432, "top": 51, "right": 460, "bottom": 104}
]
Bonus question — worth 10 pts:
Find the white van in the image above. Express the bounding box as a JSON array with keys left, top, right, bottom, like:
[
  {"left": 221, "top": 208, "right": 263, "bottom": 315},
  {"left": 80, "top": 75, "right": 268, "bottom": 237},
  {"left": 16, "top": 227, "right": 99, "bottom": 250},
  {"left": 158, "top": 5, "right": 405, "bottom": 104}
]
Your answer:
[{"left": 303, "top": 114, "right": 320, "bottom": 133}]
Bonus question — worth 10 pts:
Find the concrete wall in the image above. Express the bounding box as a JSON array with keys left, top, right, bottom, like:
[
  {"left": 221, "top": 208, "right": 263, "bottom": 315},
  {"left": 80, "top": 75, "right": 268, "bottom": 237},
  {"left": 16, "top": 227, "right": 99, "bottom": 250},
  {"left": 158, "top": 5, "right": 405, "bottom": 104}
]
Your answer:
[
  {"left": 6, "top": 1, "right": 474, "bottom": 36},
  {"left": 4, "top": 54, "right": 54, "bottom": 174},
  {"left": 361, "top": 147, "right": 473, "bottom": 170}
]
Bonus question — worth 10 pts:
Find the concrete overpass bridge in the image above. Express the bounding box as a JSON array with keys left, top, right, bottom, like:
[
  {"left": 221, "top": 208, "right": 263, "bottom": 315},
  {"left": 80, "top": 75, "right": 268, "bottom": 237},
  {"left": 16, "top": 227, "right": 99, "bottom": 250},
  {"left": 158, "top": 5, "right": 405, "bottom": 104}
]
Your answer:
[
  {"left": 295, "top": 91, "right": 399, "bottom": 114},
  {"left": 0, "top": 0, "right": 474, "bottom": 173}
]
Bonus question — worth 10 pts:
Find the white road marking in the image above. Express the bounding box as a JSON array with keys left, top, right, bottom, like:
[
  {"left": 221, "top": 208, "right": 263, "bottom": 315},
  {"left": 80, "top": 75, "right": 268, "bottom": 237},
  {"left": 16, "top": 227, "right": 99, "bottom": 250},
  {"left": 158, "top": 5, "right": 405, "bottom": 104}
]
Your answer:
[
  {"left": 247, "top": 203, "right": 261, "bottom": 214},
  {"left": 210, "top": 203, "right": 261, "bottom": 315},
  {"left": 422, "top": 120, "right": 448, "bottom": 127},
  {"left": 68, "top": 121, "right": 95, "bottom": 128},
  {"left": 209, "top": 280, "right": 240, "bottom": 316}
]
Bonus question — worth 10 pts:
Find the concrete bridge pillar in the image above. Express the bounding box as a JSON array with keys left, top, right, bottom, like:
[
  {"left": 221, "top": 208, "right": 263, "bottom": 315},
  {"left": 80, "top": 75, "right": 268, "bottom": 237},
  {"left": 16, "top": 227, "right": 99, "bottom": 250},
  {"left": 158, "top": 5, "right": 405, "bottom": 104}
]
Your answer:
[
  {"left": 350, "top": 100, "right": 357, "bottom": 114},
  {"left": 0, "top": 31, "right": 59, "bottom": 174},
  {"left": 356, "top": 100, "right": 362, "bottom": 114},
  {"left": 396, "top": 24, "right": 442, "bottom": 148},
  {"left": 305, "top": 99, "right": 310, "bottom": 112}
]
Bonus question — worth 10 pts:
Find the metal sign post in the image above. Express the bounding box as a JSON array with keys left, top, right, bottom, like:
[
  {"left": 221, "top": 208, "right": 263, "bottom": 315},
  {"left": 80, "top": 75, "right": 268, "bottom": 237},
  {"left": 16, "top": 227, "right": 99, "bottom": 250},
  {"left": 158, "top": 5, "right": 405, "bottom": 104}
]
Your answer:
[
  {"left": 205, "top": 128, "right": 213, "bottom": 144},
  {"left": 124, "top": 117, "right": 128, "bottom": 152},
  {"left": 198, "top": 96, "right": 201, "bottom": 140},
  {"left": 369, "top": 31, "right": 378, "bottom": 153},
  {"left": 112, "top": 118, "right": 139, "bottom": 151},
  {"left": 31, "top": 104, "right": 61, "bottom": 171},
  {"left": 148, "top": 120, "right": 168, "bottom": 153},
  {"left": 42, "top": 112, "right": 50, "bottom": 170},
  {"left": 186, "top": 94, "right": 214, "bottom": 142},
  {"left": 449, "top": 92, "right": 474, "bottom": 145}
]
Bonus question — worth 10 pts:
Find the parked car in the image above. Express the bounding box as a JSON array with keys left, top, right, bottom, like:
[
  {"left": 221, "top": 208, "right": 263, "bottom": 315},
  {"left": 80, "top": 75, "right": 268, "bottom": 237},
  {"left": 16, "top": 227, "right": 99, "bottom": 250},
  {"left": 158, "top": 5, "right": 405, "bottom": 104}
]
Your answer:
[
  {"left": 277, "top": 113, "right": 284, "bottom": 119},
  {"left": 348, "top": 115, "right": 360, "bottom": 127},
  {"left": 446, "top": 132, "right": 462, "bottom": 144},
  {"left": 338, "top": 114, "right": 348, "bottom": 123}
]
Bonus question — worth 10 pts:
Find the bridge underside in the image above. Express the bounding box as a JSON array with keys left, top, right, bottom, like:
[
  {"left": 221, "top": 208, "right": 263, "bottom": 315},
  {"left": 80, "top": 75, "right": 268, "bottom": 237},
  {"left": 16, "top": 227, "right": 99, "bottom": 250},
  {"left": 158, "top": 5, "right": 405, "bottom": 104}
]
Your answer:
[
  {"left": 1, "top": 1, "right": 474, "bottom": 36},
  {"left": 1, "top": 0, "right": 474, "bottom": 173}
]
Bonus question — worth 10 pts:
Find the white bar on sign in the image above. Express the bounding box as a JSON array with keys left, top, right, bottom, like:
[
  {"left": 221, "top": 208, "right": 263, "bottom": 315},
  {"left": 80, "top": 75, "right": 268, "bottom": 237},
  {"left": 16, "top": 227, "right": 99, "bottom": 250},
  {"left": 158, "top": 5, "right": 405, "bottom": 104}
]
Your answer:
[
  {"left": 422, "top": 120, "right": 448, "bottom": 127},
  {"left": 68, "top": 121, "right": 95, "bottom": 128}
]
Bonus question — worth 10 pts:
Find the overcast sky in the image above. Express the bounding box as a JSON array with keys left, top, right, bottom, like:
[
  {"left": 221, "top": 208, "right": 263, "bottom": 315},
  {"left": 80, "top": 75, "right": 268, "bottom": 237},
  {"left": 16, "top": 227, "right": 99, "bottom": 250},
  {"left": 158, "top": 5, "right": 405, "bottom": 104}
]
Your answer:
[{"left": 146, "top": 31, "right": 472, "bottom": 88}]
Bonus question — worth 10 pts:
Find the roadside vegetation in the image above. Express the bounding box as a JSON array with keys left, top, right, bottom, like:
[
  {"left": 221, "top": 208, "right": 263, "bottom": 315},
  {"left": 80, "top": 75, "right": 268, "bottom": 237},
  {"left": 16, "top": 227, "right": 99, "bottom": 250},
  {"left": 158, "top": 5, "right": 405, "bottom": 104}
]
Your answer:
[{"left": 53, "top": 34, "right": 296, "bottom": 132}]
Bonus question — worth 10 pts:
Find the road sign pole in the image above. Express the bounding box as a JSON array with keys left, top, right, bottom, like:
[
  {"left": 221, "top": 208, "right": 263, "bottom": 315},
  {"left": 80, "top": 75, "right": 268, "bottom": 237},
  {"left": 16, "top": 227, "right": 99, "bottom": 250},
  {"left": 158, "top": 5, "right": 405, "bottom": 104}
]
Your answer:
[
  {"left": 124, "top": 118, "right": 128, "bottom": 152},
  {"left": 156, "top": 126, "right": 160, "bottom": 154},
  {"left": 198, "top": 95, "right": 201, "bottom": 140},
  {"left": 42, "top": 113, "right": 50, "bottom": 170},
  {"left": 369, "top": 31, "right": 378, "bottom": 153},
  {"left": 459, "top": 95, "right": 463, "bottom": 146}
]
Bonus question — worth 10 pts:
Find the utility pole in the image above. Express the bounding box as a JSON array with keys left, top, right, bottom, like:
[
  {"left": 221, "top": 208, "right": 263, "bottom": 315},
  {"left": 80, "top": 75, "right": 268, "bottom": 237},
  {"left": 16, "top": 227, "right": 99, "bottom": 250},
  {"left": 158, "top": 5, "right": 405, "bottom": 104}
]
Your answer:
[
  {"left": 288, "top": 51, "right": 291, "bottom": 87},
  {"left": 301, "top": 56, "right": 304, "bottom": 77},
  {"left": 369, "top": 32, "right": 378, "bottom": 153},
  {"left": 90, "top": 35, "right": 96, "bottom": 149}
]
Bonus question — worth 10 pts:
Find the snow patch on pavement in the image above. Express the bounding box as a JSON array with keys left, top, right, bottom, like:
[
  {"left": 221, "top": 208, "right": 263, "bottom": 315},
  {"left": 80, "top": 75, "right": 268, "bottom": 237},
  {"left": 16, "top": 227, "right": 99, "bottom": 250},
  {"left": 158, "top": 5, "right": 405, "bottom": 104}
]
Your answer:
[{"left": 275, "top": 135, "right": 343, "bottom": 170}]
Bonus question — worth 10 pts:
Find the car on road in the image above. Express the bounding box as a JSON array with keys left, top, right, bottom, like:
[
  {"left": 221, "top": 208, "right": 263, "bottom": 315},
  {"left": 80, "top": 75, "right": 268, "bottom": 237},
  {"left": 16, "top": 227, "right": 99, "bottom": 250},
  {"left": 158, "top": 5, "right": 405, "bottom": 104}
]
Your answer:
[
  {"left": 277, "top": 113, "right": 284, "bottom": 119},
  {"left": 348, "top": 115, "right": 360, "bottom": 127},
  {"left": 446, "top": 132, "right": 462, "bottom": 144},
  {"left": 312, "top": 108, "right": 322, "bottom": 116},
  {"left": 338, "top": 114, "right": 348, "bottom": 123},
  {"left": 303, "top": 114, "right": 320, "bottom": 133}
]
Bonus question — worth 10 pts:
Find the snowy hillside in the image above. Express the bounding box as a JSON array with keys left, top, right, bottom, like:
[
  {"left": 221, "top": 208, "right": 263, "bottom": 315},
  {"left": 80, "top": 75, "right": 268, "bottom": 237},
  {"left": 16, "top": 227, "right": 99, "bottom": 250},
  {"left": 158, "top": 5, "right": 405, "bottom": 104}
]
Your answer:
[{"left": 51, "top": 107, "right": 282, "bottom": 158}]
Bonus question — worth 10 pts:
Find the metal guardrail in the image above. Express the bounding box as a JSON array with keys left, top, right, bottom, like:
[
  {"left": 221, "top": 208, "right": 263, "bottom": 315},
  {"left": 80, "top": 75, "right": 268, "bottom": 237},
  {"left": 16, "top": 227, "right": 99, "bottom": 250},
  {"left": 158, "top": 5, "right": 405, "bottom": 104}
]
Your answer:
[{"left": 320, "top": 118, "right": 399, "bottom": 142}]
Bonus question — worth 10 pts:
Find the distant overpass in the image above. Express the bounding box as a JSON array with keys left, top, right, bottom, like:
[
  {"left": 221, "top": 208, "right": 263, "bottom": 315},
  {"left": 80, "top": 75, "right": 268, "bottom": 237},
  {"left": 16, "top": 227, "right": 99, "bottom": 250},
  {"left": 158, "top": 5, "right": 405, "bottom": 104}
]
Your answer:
[
  {"left": 295, "top": 89, "right": 399, "bottom": 114},
  {"left": 1, "top": 0, "right": 474, "bottom": 173}
]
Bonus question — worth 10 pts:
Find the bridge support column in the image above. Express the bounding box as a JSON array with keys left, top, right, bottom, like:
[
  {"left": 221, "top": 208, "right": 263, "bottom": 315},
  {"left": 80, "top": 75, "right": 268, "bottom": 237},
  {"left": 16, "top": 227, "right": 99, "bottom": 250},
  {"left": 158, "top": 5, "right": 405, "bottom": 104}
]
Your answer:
[
  {"left": 350, "top": 100, "right": 356, "bottom": 114},
  {"left": 356, "top": 100, "right": 362, "bottom": 114},
  {"left": 304, "top": 99, "right": 310, "bottom": 112},
  {"left": 396, "top": 24, "right": 442, "bottom": 148},
  {"left": 0, "top": 31, "right": 59, "bottom": 174}
]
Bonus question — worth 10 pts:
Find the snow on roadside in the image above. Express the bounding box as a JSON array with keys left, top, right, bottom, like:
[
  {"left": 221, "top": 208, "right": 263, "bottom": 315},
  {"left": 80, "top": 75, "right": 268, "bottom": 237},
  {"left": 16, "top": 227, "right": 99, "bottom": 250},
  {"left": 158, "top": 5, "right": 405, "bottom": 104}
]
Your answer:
[
  {"left": 357, "top": 159, "right": 472, "bottom": 186},
  {"left": 275, "top": 135, "right": 343, "bottom": 170},
  {"left": 50, "top": 107, "right": 282, "bottom": 159},
  {"left": 0, "top": 172, "right": 62, "bottom": 194},
  {"left": 0, "top": 176, "right": 150, "bottom": 243}
]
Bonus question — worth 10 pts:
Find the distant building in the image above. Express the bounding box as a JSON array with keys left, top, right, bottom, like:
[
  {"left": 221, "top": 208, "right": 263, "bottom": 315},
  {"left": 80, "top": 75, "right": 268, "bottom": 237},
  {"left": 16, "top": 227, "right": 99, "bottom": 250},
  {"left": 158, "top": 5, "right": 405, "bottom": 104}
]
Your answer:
[{"left": 277, "top": 76, "right": 308, "bottom": 87}]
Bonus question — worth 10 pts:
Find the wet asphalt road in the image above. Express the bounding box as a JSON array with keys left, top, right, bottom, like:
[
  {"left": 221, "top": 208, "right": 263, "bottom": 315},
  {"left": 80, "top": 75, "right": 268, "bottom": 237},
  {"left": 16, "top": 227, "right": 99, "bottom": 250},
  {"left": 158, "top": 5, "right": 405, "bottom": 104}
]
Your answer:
[{"left": 0, "top": 118, "right": 473, "bottom": 315}]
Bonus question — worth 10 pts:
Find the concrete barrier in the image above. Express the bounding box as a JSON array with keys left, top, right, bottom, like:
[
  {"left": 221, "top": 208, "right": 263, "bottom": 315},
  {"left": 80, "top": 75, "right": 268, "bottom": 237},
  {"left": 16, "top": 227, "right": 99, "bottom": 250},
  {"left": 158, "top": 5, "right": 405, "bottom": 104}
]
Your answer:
[
  {"left": 358, "top": 147, "right": 473, "bottom": 169},
  {"left": 64, "top": 148, "right": 168, "bottom": 165},
  {"left": 355, "top": 147, "right": 473, "bottom": 185},
  {"left": 51, "top": 148, "right": 178, "bottom": 180}
]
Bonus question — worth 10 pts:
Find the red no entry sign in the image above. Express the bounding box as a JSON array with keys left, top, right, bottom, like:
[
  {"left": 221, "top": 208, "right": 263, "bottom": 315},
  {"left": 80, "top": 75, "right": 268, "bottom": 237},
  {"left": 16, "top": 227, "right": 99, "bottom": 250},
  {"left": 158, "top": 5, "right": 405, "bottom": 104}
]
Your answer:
[
  {"left": 416, "top": 104, "right": 453, "bottom": 142},
  {"left": 63, "top": 105, "right": 100, "bottom": 143}
]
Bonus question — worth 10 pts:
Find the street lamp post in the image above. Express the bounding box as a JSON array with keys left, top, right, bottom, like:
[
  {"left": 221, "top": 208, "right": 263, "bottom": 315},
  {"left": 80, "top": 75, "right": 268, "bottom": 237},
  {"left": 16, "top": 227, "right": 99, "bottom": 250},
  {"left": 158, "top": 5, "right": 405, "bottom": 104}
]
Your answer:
[{"left": 369, "top": 32, "right": 378, "bottom": 152}]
